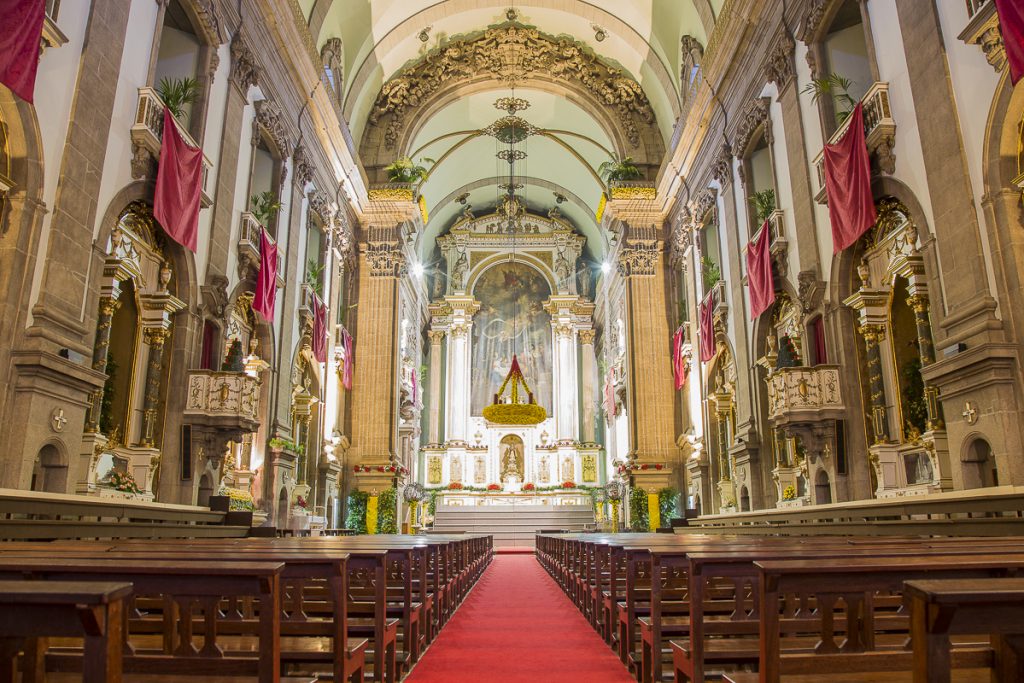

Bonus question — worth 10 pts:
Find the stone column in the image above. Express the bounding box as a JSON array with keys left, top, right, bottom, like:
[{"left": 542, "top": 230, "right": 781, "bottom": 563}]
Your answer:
[
  {"left": 427, "top": 329, "right": 445, "bottom": 445},
  {"left": 443, "top": 297, "right": 478, "bottom": 444},
  {"left": 579, "top": 329, "right": 598, "bottom": 443},
  {"left": 860, "top": 324, "right": 890, "bottom": 444},
  {"left": 140, "top": 327, "right": 170, "bottom": 448},
  {"left": 906, "top": 292, "right": 945, "bottom": 431},
  {"left": 553, "top": 323, "right": 578, "bottom": 441},
  {"left": 85, "top": 293, "right": 121, "bottom": 432}
]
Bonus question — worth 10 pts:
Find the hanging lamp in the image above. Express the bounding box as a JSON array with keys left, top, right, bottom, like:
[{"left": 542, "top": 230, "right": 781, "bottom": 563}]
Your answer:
[{"left": 482, "top": 91, "right": 547, "bottom": 427}]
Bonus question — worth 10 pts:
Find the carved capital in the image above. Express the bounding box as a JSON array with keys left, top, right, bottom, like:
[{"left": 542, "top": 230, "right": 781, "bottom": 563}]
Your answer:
[
  {"left": 763, "top": 32, "right": 795, "bottom": 87},
  {"left": 734, "top": 98, "right": 769, "bottom": 155},
  {"left": 364, "top": 241, "right": 407, "bottom": 278},
  {"left": 578, "top": 329, "right": 596, "bottom": 345},
  {"left": 428, "top": 329, "right": 446, "bottom": 345},
  {"left": 229, "top": 31, "right": 259, "bottom": 92},
  {"left": 616, "top": 240, "right": 661, "bottom": 277},
  {"left": 143, "top": 326, "right": 170, "bottom": 348}
]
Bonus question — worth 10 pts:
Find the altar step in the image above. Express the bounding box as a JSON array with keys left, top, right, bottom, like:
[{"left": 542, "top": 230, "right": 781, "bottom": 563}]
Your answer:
[{"left": 430, "top": 504, "right": 595, "bottom": 548}]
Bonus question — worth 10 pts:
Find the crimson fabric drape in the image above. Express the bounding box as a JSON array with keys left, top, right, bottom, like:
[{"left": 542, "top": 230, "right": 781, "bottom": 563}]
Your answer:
[
  {"left": 312, "top": 291, "right": 328, "bottom": 363},
  {"left": 252, "top": 228, "right": 277, "bottom": 321},
  {"left": 812, "top": 316, "right": 827, "bottom": 365},
  {"left": 341, "top": 327, "right": 354, "bottom": 390},
  {"left": 672, "top": 327, "right": 688, "bottom": 390},
  {"left": 823, "top": 103, "right": 877, "bottom": 254},
  {"left": 699, "top": 295, "right": 715, "bottom": 363},
  {"left": 153, "top": 107, "right": 203, "bottom": 252},
  {"left": 997, "top": 0, "right": 1024, "bottom": 84},
  {"left": 411, "top": 368, "right": 418, "bottom": 405},
  {"left": 746, "top": 221, "right": 776, "bottom": 320},
  {"left": 0, "top": 0, "right": 45, "bottom": 102},
  {"left": 603, "top": 368, "right": 616, "bottom": 418}
]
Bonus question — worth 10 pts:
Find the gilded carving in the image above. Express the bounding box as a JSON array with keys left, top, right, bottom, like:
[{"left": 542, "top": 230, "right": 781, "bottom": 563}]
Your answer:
[
  {"left": 368, "top": 25, "right": 656, "bottom": 149},
  {"left": 616, "top": 240, "right": 660, "bottom": 277}
]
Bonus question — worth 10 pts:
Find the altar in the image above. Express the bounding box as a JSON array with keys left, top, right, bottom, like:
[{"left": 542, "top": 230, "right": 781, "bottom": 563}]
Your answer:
[{"left": 437, "top": 490, "right": 592, "bottom": 507}]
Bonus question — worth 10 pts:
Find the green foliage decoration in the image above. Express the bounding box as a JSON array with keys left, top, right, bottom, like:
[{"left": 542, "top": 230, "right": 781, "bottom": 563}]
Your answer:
[
  {"left": 346, "top": 489, "right": 369, "bottom": 534},
  {"left": 701, "top": 255, "right": 722, "bottom": 293},
  {"left": 658, "top": 487, "right": 680, "bottom": 524},
  {"left": 221, "top": 339, "right": 244, "bottom": 372},
  {"left": 384, "top": 156, "right": 433, "bottom": 183},
  {"left": 629, "top": 486, "right": 649, "bottom": 531},
  {"left": 376, "top": 486, "right": 399, "bottom": 534},
  {"left": 801, "top": 73, "right": 857, "bottom": 124},
  {"left": 598, "top": 155, "right": 642, "bottom": 183},
  {"left": 749, "top": 189, "right": 777, "bottom": 224},
  {"left": 157, "top": 77, "right": 199, "bottom": 121},
  {"left": 250, "top": 191, "right": 283, "bottom": 226}
]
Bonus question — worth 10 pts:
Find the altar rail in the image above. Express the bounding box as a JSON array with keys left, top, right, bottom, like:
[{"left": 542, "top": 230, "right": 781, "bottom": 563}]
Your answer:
[
  {"left": 689, "top": 486, "right": 1024, "bottom": 536},
  {"left": 0, "top": 488, "right": 251, "bottom": 540}
]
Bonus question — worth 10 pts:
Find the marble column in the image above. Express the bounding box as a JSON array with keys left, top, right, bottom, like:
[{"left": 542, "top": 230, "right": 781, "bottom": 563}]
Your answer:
[
  {"left": 140, "top": 327, "right": 170, "bottom": 448},
  {"left": 444, "top": 297, "right": 478, "bottom": 444},
  {"left": 553, "top": 323, "right": 579, "bottom": 441},
  {"left": 579, "top": 329, "right": 597, "bottom": 443},
  {"left": 427, "top": 330, "right": 445, "bottom": 445},
  {"left": 860, "top": 324, "right": 890, "bottom": 444}
]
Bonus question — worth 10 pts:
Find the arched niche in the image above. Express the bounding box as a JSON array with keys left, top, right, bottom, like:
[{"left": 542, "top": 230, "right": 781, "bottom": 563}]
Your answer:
[{"left": 30, "top": 443, "right": 68, "bottom": 494}]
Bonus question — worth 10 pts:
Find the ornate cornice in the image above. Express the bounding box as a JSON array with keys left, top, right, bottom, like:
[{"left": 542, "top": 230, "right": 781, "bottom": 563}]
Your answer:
[
  {"left": 368, "top": 23, "right": 656, "bottom": 150},
  {"left": 192, "top": 0, "right": 224, "bottom": 46},
  {"left": 229, "top": 31, "right": 259, "bottom": 92},
  {"left": 711, "top": 143, "right": 734, "bottom": 187},
  {"left": 799, "top": 0, "right": 827, "bottom": 42},
  {"left": 734, "top": 98, "right": 769, "bottom": 155},
  {"left": 364, "top": 240, "right": 407, "bottom": 278},
  {"left": 292, "top": 145, "right": 314, "bottom": 190},
  {"left": 763, "top": 31, "right": 796, "bottom": 87},
  {"left": 691, "top": 188, "right": 717, "bottom": 222},
  {"left": 616, "top": 239, "right": 661, "bottom": 277},
  {"left": 253, "top": 99, "right": 293, "bottom": 161}
]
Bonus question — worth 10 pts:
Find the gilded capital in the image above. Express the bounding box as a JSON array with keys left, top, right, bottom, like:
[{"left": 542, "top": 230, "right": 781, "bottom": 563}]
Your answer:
[
  {"left": 428, "top": 329, "right": 446, "bottom": 344},
  {"left": 143, "top": 327, "right": 170, "bottom": 347},
  {"left": 578, "top": 329, "right": 596, "bottom": 345}
]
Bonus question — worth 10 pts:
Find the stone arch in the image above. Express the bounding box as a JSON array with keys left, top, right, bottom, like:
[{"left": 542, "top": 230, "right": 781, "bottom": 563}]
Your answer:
[
  {"left": 31, "top": 441, "right": 69, "bottom": 494},
  {"left": 196, "top": 472, "right": 214, "bottom": 507},
  {"left": 960, "top": 433, "right": 1000, "bottom": 489},
  {"left": 814, "top": 467, "right": 833, "bottom": 504},
  {"left": 466, "top": 252, "right": 557, "bottom": 295},
  {"left": 738, "top": 485, "right": 750, "bottom": 512},
  {"left": 277, "top": 486, "right": 290, "bottom": 528}
]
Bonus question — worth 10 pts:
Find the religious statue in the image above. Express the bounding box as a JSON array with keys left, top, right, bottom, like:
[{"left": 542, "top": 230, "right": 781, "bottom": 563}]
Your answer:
[
  {"left": 555, "top": 248, "right": 571, "bottom": 288},
  {"left": 577, "top": 261, "right": 592, "bottom": 298},
  {"left": 450, "top": 248, "right": 468, "bottom": 292},
  {"left": 432, "top": 270, "right": 445, "bottom": 299},
  {"left": 450, "top": 454, "right": 462, "bottom": 483},
  {"left": 499, "top": 441, "right": 524, "bottom": 482},
  {"left": 537, "top": 454, "right": 550, "bottom": 483},
  {"left": 459, "top": 203, "right": 475, "bottom": 223},
  {"left": 249, "top": 465, "right": 263, "bottom": 508},
  {"left": 474, "top": 456, "right": 486, "bottom": 484},
  {"left": 561, "top": 455, "right": 574, "bottom": 482}
]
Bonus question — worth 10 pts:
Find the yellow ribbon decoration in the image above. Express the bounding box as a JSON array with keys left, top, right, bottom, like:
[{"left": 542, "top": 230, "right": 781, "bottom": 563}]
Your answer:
[
  {"left": 647, "top": 492, "right": 661, "bottom": 532},
  {"left": 366, "top": 495, "right": 379, "bottom": 535}
]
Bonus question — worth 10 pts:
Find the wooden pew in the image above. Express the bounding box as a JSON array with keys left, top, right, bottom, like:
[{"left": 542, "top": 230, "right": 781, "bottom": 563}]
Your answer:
[
  {"left": 905, "top": 578, "right": 1024, "bottom": 683},
  {"left": 0, "top": 580, "right": 132, "bottom": 683}
]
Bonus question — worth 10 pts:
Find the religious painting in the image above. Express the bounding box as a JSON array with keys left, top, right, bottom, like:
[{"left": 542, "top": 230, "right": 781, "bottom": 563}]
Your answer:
[
  {"left": 427, "top": 456, "right": 442, "bottom": 484},
  {"left": 450, "top": 454, "right": 462, "bottom": 483},
  {"left": 561, "top": 456, "right": 574, "bottom": 482},
  {"left": 582, "top": 454, "right": 597, "bottom": 483},
  {"left": 537, "top": 454, "right": 550, "bottom": 483},
  {"left": 474, "top": 455, "right": 486, "bottom": 484},
  {"left": 471, "top": 262, "right": 552, "bottom": 414},
  {"left": 904, "top": 451, "right": 934, "bottom": 486}
]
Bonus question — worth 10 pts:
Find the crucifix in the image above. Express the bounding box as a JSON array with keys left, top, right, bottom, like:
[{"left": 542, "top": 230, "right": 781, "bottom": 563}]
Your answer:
[
  {"left": 961, "top": 401, "right": 978, "bottom": 425},
  {"left": 50, "top": 408, "right": 67, "bottom": 433}
]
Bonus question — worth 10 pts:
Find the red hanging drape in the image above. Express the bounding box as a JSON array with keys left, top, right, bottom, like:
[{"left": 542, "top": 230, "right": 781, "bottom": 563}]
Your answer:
[
  {"left": 341, "top": 328, "right": 354, "bottom": 390},
  {"left": 996, "top": 0, "right": 1024, "bottom": 84},
  {"left": 252, "top": 228, "right": 277, "bottom": 321},
  {"left": 746, "top": 221, "right": 776, "bottom": 320},
  {"left": 672, "top": 326, "right": 688, "bottom": 390},
  {"left": 0, "top": 0, "right": 45, "bottom": 103},
  {"left": 699, "top": 295, "right": 716, "bottom": 363},
  {"left": 312, "top": 292, "right": 328, "bottom": 363},
  {"left": 603, "top": 367, "right": 616, "bottom": 418},
  {"left": 153, "top": 107, "right": 203, "bottom": 252},
  {"left": 824, "top": 103, "right": 877, "bottom": 254},
  {"left": 411, "top": 367, "right": 418, "bottom": 405}
]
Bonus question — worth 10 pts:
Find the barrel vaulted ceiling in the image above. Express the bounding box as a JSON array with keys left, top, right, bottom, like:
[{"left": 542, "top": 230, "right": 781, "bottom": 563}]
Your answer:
[{"left": 296, "top": 1, "right": 725, "bottom": 260}]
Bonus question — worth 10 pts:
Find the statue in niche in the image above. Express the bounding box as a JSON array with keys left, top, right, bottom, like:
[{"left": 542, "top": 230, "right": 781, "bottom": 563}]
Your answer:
[
  {"left": 561, "top": 455, "right": 574, "bottom": 482},
  {"left": 450, "top": 454, "right": 462, "bottom": 483},
  {"left": 427, "top": 457, "right": 442, "bottom": 484},
  {"left": 499, "top": 440, "right": 524, "bottom": 482},
  {"left": 537, "top": 454, "right": 550, "bottom": 483},
  {"left": 432, "top": 270, "right": 445, "bottom": 299},
  {"left": 474, "top": 455, "right": 486, "bottom": 484},
  {"left": 555, "top": 249, "right": 571, "bottom": 289},
  {"left": 577, "top": 261, "right": 592, "bottom": 299},
  {"left": 459, "top": 204, "right": 475, "bottom": 223},
  {"left": 450, "top": 248, "right": 468, "bottom": 292}
]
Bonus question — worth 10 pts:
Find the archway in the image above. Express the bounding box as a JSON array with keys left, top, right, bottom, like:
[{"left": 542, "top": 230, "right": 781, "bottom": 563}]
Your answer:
[
  {"left": 30, "top": 444, "right": 67, "bottom": 494},
  {"left": 814, "top": 469, "right": 833, "bottom": 505},
  {"left": 738, "top": 486, "right": 750, "bottom": 512},
  {"left": 962, "top": 437, "right": 999, "bottom": 490},
  {"left": 277, "top": 488, "right": 289, "bottom": 529},
  {"left": 498, "top": 434, "right": 525, "bottom": 484}
]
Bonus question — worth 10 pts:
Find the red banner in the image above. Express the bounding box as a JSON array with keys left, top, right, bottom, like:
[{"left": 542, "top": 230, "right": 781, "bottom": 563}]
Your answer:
[
  {"left": 252, "top": 228, "right": 277, "bottom": 321},
  {"left": 341, "top": 328, "right": 354, "bottom": 390},
  {"left": 997, "top": 0, "right": 1024, "bottom": 84},
  {"left": 699, "top": 295, "right": 716, "bottom": 363},
  {"left": 672, "top": 326, "right": 688, "bottom": 390},
  {"left": 0, "top": 0, "right": 45, "bottom": 103},
  {"left": 746, "top": 220, "right": 776, "bottom": 320},
  {"left": 823, "top": 103, "right": 877, "bottom": 254},
  {"left": 153, "top": 108, "right": 202, "bottom": 253},
  {"left": 603, "top": 367, "right": 616, "bottom": 418},
  {"left": 312, "top": 292, "right": 327, "bottom": 363}
]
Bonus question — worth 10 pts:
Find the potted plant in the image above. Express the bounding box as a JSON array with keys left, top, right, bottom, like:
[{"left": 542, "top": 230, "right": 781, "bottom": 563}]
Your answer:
[
  {"left": 221, "top": 339, "right": 245, "bottom": 372},
  {"left": 157, "top": 76, "right": 199, "bottom": 122},
  {"left": 384, "top": 156, "right": 433, "bottom": 183},
  {"left": 701, "top": 256, "right": 721, "bottom": 293},
  {"left": 305, "top": 259, "right": 325, "bottom": 296},
  {"left": 748, "top": 188, "right": 776, "bottom": 225},
  {"left": 107, "top": 469, "right": 141, "bottom": 495},
  {"left": 598, "top": 155, "right": 642, "bottom": 183},
  {"left": 250, "top": 191, "right": 283, "bottom": 227},
  {"left": 801, "top": 72, "right": 858, "bottom": 124}
]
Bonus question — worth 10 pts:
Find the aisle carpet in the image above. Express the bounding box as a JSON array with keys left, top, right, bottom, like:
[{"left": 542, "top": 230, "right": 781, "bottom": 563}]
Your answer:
[{"left": 405, "top": 554, "right": 634, "bottom": 683}]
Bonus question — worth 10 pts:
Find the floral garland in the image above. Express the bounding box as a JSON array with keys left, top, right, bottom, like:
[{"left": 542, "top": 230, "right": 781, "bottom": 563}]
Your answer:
[
  {"left": 486, "top": 483, "right": 501, "bottom": 491},
  {"left": 106, "top": 470, "right": 141, "bottom": 494},
  {"left": 353, "top": 464, "right": 410, "bottom": 476},
  {"left": 615, "top": 462, "right": 666, "bottom": 475},
  {"left": 609, "top": 184, "right": 657, "bottom": 200}
]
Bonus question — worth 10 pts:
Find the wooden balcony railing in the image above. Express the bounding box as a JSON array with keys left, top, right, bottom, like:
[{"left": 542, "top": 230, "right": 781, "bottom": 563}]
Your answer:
[
  {"left": 132, "top": 87, "right": 213, "bottom": 207},
  {"left": 766, "top": 365, "right": 845, "bottom": 423},
  {"left": 183, "top": 370, "right": 261, "bottom": 430},
  {"left": 965, "top": 0, "right": 991, "bottom": 20},
  {"left": 812, "top": 82, "right": 896, "bottom": 204}
]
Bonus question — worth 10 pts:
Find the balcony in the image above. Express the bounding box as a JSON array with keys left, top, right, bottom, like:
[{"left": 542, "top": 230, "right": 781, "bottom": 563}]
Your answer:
[
  {"left": 608, "top": 180, "right": 657, "bottom": 201},
  {"left": 131, "top": 87, "right": 213, "bottom": 207},
  {"left": 959, "top": 0, "right": 1009, "bottom": 79},
  {"left": 765, "top": 365, "right": 845, "bottom": 426},
  {"left": 299, "top": 282, "right": 317, "bottom": 324},
  {"left": 183, "top": 370, "right": 261, "bottom": 434},
  {"left": 708, "top": 279, "right": 728, "bottom": 325},
  {"left": 743, "top": 209, "right": 789, "bottom": 276},
  {"left": 237, "top": 212, "right": 283, "bottom": 286},
  {"left": 812, "top": 82, "right": 896, "bottom": 204}
]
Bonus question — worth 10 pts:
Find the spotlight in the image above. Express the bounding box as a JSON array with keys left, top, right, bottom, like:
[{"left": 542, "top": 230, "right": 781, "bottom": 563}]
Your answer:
[
  {"left": 412, "top": 263, "right": 425, "bottom": 277},
  {"left": 601, "top": 262, "right": 612, "bottom": 274}
]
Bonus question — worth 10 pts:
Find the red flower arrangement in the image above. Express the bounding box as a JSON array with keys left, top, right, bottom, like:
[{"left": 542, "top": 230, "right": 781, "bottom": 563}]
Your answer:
[
  {"left": 522, "top": 482, "right": 536, "bottom": 491},
  {"left": 486, "top": 483, "right": 501, "bottom": 491},
  {"left": 295, "top": 495, "right": 308, "bottom": 509},
  {"left": 561, "top": 481, "right": 576, "bottom": 489},
  {"left": 448, "top": 482, "right": 463, "bottom": 490},
  {"left": 353, "top": 465, "right": 371, "bottom": 473}
]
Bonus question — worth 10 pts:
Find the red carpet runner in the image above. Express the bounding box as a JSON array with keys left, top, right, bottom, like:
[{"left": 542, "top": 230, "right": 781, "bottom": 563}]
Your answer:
[{"left": 406, "top": 554, "right": 633, "bottom": 683}]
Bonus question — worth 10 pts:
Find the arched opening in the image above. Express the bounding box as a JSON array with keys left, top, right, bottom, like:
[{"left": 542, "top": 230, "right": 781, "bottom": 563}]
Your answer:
[
  {"left": 153, "top": 0, "right": 205, "bottom": 135},
  {"left": 277, "top": 487, "right": 289, "bottom": 528},
  {"left": 30, "top": 445, "right": 67, "bottom": 494},
  {"left": 102, "top": 279, "right": 140, "bottom": 442},
  {"left": 196, "top": 472, "right": 213, "bottom": 507},
  {"left": 814, "top": 469, "right": 833, "bottom": 505},
  {"left": 739, "top": 486, "right": 750, "bottom": 512},
  {"left": 890, "top": 276, "right": 927, "bottom": 441},
  {"left": 962, "top": 437, "right": 999, "bottom": 490},
  {"left": 499, "top": 434, "right": 525, "bottom": 485}
]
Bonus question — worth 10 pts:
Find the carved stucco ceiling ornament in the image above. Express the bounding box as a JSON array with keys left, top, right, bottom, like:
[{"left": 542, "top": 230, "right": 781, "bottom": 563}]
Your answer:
[
  {"left": 763, "top": 32, "right": 796, "bottom": 87},
  {"left": 368, "top": 24, "right": 657, "bottom": 150}
]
